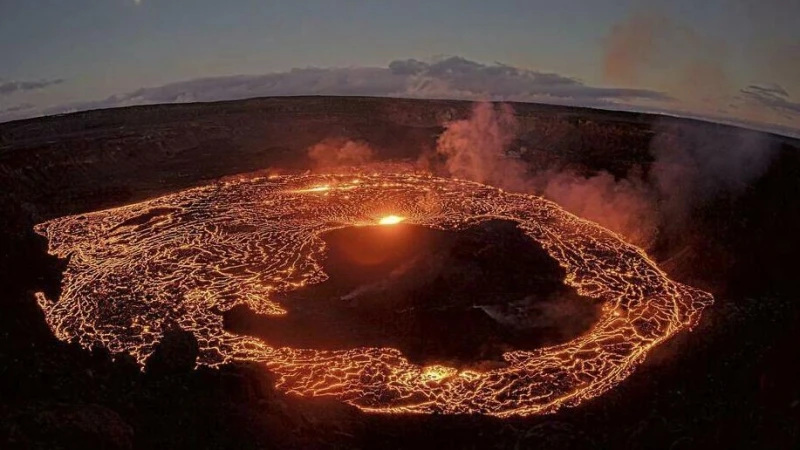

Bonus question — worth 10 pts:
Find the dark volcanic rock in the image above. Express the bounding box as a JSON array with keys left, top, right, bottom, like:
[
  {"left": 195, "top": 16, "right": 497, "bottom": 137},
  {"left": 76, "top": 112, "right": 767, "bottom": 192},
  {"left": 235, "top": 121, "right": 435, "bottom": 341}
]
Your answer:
[
  {"left": 144, "top": 329, "right": 199, "bottom": 376},
  {"left": 3, "top": 404, "right": 133, "bottom": 450},
  {"left": 224, "top": 219, "right": 600, "bottom": 367}
]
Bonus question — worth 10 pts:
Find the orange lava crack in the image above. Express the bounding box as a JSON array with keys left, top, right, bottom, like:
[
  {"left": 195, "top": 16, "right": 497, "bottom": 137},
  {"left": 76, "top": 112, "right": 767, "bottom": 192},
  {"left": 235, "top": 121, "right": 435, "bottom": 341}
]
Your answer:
[{"left": 34, "top": 172, "right": 712, "bottom": 417}]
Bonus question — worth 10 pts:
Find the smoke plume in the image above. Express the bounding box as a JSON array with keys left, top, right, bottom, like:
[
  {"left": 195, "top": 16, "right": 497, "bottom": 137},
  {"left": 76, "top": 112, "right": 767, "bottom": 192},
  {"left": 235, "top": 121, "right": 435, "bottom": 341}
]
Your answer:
[
  {"left": 534, "top": 169, "right": 657, "bottom": 246},
  {"left": 602, "top": 11, "right": 732, "bottom": 105},
  {"left": 433, "top": 103, "right": 530, "bottom": 192},
  {"left": 429, "top": 102, "right": 777, "bottom": 249},
  {"left": 429, "top": 103, "right": 657, "bottom": 246},
  {"left": 602, "top": 12, "right": 672, "bottom": 86},
  {"left": 648, "top": 121, "right": 777, "bottom": 234},
  {"left": 307, "top": 138, "right": 375, "bottom": 171}
]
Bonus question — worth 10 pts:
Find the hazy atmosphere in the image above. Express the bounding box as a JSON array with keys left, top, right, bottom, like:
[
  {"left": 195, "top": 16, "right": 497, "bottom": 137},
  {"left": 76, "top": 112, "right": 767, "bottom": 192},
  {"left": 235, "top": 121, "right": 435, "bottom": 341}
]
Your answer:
[{"left": 1, "top": 0, "right": 798, "bottom": 134}]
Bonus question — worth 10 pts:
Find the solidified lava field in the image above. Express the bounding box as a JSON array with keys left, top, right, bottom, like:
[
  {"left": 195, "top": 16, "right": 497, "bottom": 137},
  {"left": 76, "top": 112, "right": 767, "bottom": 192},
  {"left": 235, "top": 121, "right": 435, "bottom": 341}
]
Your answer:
[{"left": 33, "top": 172, "right": 711, "bottom": 416}]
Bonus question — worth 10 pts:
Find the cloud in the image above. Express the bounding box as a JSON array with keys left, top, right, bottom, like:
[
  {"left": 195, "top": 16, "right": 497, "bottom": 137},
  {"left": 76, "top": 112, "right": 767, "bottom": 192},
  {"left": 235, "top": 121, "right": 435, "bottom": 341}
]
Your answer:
[
  {"left": 4, "top": 56, "right": 669, "bottom": 123},
  {"left": 743, "top": 84, "right": 789, "bottom": 98},
  {"left": 396, "top": 57, "right": 671, "bottom": 102},
  {"left": 0, "top": 78, "right": 64, "bottom": 96},
  {"left": 2, "top": 55, "right": 797, "bottom": 135},
  {"left": 740, "top": 84, "right": 800, "bottom": 115},
  {"left": 0, "top": 103, "right": 35, "bottom": 114}
]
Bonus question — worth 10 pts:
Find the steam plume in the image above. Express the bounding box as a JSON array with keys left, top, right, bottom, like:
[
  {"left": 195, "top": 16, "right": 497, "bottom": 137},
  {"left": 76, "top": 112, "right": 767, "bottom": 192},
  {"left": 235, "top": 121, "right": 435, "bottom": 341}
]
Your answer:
[
  {"left": 433, "top": 103, "right": 529, "bottom": 192},
  {"left": 307, "top": 138, "right": 375, "bottom": 171},
  {"left": 534, "top": 170, "right": 657, "bottom": 247},
  {"left": 602, "top": 12, "right": 731, "bottom": 104},
  {"left": 429, "top": 102, "right": 777, "bottom": 249}
]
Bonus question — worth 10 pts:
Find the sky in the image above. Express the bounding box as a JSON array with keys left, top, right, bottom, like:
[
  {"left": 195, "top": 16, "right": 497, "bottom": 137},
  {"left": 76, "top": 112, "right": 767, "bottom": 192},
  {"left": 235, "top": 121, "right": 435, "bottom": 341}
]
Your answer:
[{"left": 1, "top": 0, "right": 798, "bottom": 134}]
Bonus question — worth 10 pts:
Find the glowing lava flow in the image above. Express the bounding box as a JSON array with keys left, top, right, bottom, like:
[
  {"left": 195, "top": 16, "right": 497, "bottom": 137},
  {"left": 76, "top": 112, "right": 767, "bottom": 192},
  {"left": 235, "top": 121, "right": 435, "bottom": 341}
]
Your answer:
[
  {"left": 33, "top": 172, "right": 712, "bottom": 417},
  {"left": 378, "top": 215, "right": 405, "bottom": 225}
]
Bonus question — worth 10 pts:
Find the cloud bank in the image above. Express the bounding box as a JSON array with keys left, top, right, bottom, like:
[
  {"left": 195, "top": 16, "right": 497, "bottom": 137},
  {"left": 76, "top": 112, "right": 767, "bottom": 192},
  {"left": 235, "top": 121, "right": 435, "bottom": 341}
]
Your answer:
[
  {"left": 0, "top": 78, "right": 63, "bottom": 96},
  {"left": 0, "top": 57, "right": 671, "bottom": 123},
  {"left": 1, "top": 54, "right": 798, "bottom": 136},
  {"left": 741, "top": 84, "right": 800, "bottom": 115}
]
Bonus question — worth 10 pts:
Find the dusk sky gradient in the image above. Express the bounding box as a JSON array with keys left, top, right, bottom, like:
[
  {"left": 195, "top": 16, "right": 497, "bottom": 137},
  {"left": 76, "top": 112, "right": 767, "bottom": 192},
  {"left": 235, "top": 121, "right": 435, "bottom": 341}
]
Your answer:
[{"left": 1, "top": 0, "right": 798, "bottom": 134}]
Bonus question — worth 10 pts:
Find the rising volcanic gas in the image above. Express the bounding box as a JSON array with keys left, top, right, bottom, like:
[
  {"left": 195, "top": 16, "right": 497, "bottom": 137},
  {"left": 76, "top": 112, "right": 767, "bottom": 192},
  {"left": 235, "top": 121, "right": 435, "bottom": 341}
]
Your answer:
[{"left": 33, "top": 171, "right": 712, "bottom": 417}]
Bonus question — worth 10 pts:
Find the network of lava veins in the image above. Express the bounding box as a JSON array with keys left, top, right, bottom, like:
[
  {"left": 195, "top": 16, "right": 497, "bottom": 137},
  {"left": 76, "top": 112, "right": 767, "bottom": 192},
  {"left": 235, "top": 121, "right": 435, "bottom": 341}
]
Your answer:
[{"left": 34, "top": 172, "right": 712, "bottom": 417}]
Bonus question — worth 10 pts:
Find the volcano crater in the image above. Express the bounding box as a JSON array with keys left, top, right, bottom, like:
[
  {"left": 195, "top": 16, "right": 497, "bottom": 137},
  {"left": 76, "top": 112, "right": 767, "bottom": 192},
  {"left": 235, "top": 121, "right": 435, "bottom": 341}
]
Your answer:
[{"left": 224, "top": 219, "right": 601, "bottom": 368}]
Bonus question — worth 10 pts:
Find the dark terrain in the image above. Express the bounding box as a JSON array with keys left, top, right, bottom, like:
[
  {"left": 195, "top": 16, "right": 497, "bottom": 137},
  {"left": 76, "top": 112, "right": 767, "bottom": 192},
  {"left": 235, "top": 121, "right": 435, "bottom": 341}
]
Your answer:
[
  {"left": 225, "top": 220, "right": 598, "bottom": 367},
  {"left": 1, "top": 96, "right": 799, "bottom": 449}
]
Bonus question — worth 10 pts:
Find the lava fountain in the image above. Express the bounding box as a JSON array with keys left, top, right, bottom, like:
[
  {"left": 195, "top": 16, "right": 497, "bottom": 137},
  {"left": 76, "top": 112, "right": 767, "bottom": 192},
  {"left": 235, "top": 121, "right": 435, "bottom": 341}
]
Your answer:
[{"left": 33, "top": 172, "right": 712, "bottom": 417}]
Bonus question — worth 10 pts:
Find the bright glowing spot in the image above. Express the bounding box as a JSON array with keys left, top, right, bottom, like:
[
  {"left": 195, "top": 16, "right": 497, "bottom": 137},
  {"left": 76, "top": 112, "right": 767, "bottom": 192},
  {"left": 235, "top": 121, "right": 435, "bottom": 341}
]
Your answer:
[
  {"left": 378, "top": 215, "right": 405, "bottom": 225},
  {"left": 294, "top": 185, "right": 331, "bottom": 193},
  {"left": 422, "top": 365, "right": 456, "bottom": 382}
]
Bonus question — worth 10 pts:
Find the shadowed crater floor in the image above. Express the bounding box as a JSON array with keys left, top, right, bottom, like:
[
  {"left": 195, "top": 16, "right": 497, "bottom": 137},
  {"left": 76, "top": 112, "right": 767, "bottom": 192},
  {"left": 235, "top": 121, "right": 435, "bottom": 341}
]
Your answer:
[{"left": 224, "top": 219, "right": 601, "bottom": 368}]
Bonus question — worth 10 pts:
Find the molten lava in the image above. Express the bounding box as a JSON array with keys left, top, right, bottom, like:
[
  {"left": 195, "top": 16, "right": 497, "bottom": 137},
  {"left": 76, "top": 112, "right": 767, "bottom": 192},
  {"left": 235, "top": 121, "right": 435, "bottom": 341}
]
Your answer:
[
  {"left": 33, "top": 172, "right": 712, "bottom": 417},
  {"left": 378, "top": 215, "right": 405, "bottom": 225}
]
